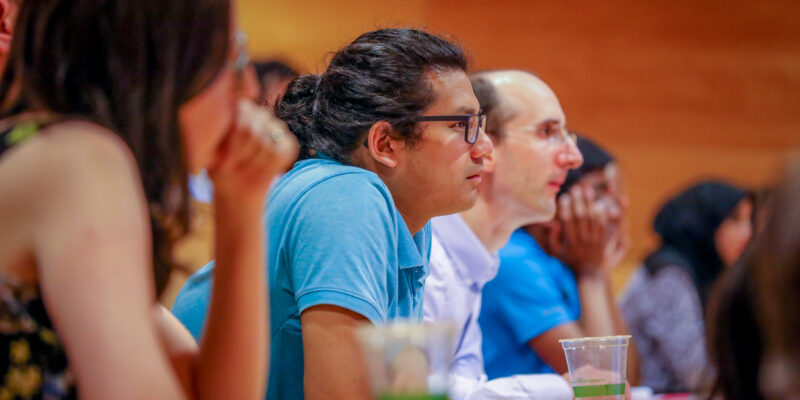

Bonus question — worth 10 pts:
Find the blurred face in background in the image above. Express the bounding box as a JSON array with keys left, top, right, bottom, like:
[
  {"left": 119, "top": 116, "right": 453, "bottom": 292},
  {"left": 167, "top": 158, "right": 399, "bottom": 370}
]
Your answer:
[
  {"left": 573, "top": 162, "right": 629, "bottom": 230},
  {"left": 716, "top": 197, "right": 754, "bottom": 267}
]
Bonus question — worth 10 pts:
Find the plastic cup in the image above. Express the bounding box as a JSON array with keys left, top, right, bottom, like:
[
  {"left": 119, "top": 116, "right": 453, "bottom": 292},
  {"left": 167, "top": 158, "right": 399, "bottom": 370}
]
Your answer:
[
  {"left": 559, "top": 335, "right": 631, "bottom": 400},
  {"left": 356, "top": 321, "right": 457, "bottom": 400}
]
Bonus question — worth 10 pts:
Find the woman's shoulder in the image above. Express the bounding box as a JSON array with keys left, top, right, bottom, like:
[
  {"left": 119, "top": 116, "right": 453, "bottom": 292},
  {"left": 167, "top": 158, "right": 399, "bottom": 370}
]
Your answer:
[
  {"left": 0, "top": 119, "right": 147, "bottom": 229},
  {"left": 5, "top": 120, "right": 140, "bottom": 190}
]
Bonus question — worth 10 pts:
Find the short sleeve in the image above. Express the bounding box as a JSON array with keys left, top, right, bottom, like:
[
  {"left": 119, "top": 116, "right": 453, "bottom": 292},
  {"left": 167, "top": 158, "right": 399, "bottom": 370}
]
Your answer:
[
  {"left": 484, "top": 257, "right": 573, "bottom": 345},
  {"left": 287, "top": 173, "right": 397, "bottom": 324}
]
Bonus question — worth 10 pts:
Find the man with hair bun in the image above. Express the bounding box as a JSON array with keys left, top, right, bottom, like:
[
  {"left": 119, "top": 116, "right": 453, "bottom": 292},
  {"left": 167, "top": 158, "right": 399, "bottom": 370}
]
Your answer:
[{"left": 172, "top": 28, "right": 493, "bottom": 400}]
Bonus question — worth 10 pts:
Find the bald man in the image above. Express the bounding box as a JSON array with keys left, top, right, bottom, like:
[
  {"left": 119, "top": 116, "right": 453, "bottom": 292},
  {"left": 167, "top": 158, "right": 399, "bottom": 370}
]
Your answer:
[{"left": 423, "top": 70, "right": 584, "bottom": 399}]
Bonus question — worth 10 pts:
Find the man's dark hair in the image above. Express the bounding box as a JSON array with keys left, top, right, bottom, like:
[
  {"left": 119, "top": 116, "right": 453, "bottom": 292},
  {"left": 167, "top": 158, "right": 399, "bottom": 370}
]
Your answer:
[
  {"left": 253, "top": 60, "right": 298, "bottom": 84},
  {"left": 469, "top": 70, "right": 537, "bottom": 142},
  {"left": 276, "top": 28, "right": 468, "bottom": 163},
  {"left": 470, "top": 76, "right": 506, "bottom": 141},
  {"left": 558, "top": 135, "right": 615, "bottom": 197},
  {"left": 0, "top": 0, "right": 232, "bottom": 297}
]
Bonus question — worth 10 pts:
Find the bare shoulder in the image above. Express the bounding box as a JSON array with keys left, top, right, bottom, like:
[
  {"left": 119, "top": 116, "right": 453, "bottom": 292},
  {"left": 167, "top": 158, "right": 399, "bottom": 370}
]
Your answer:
[
  {"left": 37, "top": 120, "right": 139, "bottom": 179},
  {"left": 15, "top": 120, "right": 144, "bottom": 210},
  {"left": 1, "top": 120, "right": 139, "bottom": 188},
  {"left": 0, "top": 120, "right": 152, "bottom": 245}
]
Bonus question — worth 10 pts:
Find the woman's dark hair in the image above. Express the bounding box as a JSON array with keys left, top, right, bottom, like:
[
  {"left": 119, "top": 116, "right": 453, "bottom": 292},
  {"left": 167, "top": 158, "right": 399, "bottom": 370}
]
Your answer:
[
  {"left": 0, "top": 0, "right": 232, "bottom": 297},
  {"left": 644, "top": 181, "right": 750, "bottom": 308},
  {"left": 748, "top": 163, "right": 800, "bottom": 399},
  {"left": 706, "top": 255, "right": 765, "bottom": 400},
  {"left": 276, "top": 28, "right": 468, "bottom": 163}
]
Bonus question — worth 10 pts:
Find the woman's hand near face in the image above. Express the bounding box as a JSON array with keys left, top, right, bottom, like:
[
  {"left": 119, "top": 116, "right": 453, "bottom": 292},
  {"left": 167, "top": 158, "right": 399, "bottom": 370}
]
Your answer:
[
  {"left": 187, "top": 100, "right": 297, "bottom": 399},
  {"left": 551, "top": 186, "right": 617, "bottom": 276},
  {"left": 208, "top": 99, "right": 298, "bottom": 203}
]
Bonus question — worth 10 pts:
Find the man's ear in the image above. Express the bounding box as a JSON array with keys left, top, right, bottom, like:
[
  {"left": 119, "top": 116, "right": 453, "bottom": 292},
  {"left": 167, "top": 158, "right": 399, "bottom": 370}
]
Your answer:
[{"left": 365, "top": 121, "right": 402, "bottom": 169}]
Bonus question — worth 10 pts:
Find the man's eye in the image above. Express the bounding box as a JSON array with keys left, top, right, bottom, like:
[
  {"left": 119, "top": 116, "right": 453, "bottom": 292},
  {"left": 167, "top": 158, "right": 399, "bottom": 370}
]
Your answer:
[{"left": 453, "top": 121, "right": 467, "bottom": 129}]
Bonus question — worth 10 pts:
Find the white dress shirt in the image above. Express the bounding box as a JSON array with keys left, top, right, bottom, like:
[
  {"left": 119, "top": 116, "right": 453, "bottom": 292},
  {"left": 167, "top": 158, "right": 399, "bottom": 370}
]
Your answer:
[{"left": 424, "top": 214, "right": 573, "bottom": 400}]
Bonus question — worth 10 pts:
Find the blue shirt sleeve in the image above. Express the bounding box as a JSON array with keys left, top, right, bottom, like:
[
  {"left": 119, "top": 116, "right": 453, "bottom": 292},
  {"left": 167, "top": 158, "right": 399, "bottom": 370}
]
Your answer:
[
  {"left": 486, "top": 256, "right": 575, "bottom": 345},
  {"left": 285, "top": 173, "right": 398, "bottom": 324}
]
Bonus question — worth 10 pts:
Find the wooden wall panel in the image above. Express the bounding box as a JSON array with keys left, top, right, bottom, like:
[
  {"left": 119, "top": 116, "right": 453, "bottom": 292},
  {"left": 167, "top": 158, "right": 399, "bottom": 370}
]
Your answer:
[{"left": 231, "top": 0, "right": 800, "bottom": 293}]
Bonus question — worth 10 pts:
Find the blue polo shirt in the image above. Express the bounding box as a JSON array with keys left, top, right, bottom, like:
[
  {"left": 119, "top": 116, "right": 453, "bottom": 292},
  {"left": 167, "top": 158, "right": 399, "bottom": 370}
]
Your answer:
[
  {"left": 478, "top": 229, "right": 580, "bottom": 378},
  {"left": 171, "top": 155, "right": 431, "bottom": 400}
]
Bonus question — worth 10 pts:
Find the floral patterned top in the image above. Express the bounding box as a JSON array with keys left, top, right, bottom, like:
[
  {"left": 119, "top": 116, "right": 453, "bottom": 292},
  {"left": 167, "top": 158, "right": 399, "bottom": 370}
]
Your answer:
[{"left": 1, "top": 122, "right": 78, "bottom": 399}]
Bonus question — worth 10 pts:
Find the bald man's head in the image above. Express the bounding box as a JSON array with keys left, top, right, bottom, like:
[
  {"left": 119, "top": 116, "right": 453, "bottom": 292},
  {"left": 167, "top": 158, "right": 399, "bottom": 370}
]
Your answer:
[{"left": 470, "top": 70, "right": 563, "bottom": 142}]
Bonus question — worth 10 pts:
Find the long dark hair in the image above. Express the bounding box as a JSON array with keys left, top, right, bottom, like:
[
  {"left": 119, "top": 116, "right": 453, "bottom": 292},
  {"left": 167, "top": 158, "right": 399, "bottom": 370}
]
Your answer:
[
  {"left": 706, "top": 255, "right": 765, "bottom": 400},
  {"left": 276, "top": 28, "right": 467, "bottom": 163},
  {"left": 749, "top": 163, "right": 800, "bottom": 399},
  {"left": 0, "top": 0, "right": 232, "bottom": 297}
]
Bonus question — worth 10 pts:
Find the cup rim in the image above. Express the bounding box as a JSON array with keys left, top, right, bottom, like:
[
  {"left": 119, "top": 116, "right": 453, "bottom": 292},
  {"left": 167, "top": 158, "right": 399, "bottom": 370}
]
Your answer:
[{"left": 558, "top": 334, "right": 632, "bottom": 344}]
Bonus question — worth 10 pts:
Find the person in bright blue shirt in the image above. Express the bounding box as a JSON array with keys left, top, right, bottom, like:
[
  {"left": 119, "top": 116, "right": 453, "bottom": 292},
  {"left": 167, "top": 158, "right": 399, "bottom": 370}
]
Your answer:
[
  {"left": 172, "top": 28, "right": 493, "bottom": 400},
  {"left": 480, "top": 136, "right": 635, "bottom": 379},
  {"left": 479, "top": 229, "right": 581, "bottom": 377}
]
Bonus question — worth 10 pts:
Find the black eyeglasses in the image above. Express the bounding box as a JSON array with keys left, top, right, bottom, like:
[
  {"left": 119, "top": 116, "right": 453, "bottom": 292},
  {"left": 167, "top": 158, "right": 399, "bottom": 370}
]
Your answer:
[
  {"left": 362, "top": 113, "right": 486, "bottom": 148},
  {"left": 416, "top": 113, "right": 486, "bottom": 144}
]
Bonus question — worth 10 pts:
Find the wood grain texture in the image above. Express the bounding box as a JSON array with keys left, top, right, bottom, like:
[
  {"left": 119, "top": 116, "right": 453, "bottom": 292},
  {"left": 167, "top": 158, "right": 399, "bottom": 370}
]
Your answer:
[{"left": 226, "top": 0, "right": 800, "bottom": 294}]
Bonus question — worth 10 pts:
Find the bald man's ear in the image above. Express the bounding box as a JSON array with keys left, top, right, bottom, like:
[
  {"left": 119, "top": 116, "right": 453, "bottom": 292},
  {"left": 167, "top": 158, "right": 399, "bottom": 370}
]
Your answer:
[
  {"left": 0, "top": 0, "right": 13, "bottom": 55},
  {"left": 366, "top": 121, "right": 402, "bottom": 169}
]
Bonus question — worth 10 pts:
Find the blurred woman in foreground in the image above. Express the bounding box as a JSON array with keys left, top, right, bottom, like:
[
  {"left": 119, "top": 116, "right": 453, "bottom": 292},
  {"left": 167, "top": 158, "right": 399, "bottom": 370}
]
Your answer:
[
  {"left": 708, "top": 163, "right": 800, "bottom": 400},
  {"left": 0, "top": 0, "right": 297, "bottom": 398}
]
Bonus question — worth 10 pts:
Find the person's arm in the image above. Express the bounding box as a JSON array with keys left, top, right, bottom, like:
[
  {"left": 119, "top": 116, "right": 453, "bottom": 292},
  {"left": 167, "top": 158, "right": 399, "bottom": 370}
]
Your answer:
[
  {"left": 530, "top": 186, "right": 638, "bottom": 381},
  {"left": 449, "top": 301, "right": 574, "bottom": 400},
  {"left": 451, "top": 372, "right": 573, "bottom": 400},
  {"left": 287, "top": 174, "right": 400, "bottom": 400},
  {"left": 301, "top": 305, "right": 372, "bottom": 400},
  {"left": 32, "top": 123, "right": 188, "bottom": 399},
  {"left": 191, "top": 100, "right": 297, "bottom": 400}
]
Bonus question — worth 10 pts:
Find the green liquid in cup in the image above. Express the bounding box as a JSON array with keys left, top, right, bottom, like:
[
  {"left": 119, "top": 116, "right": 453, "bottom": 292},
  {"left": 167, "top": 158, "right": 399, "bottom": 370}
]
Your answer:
[
  {"left": 572, "top": 382, "right": 625, "bottom": 398},
  {"left": 379, "top": 394, "right": 448, "bottom": 400}
]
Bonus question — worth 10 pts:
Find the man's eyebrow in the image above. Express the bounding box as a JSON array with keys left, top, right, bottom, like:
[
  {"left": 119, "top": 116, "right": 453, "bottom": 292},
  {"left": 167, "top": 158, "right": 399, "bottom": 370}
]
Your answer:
[
  {"left": 535, "top": 118, "right": 562, "bottom": 126},
  {"left": 452, "top": 105, "right": 479, "bottom": 115}
]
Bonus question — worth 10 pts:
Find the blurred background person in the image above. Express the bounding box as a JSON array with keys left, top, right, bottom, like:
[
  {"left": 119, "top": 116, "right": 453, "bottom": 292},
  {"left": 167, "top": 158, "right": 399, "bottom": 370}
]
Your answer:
[
  {"left": 253, "top": 59, "right": 298, "bottom": 107},
  {"left": 479, "top": 136, "right": 636, "bottom": 381},
  {"left": 621, "top": 180, "right": 753, "bottom": 394},
  {"left": 0, "top": 0, "right": 297, "bottom": 398},
  {"left": 705, "top": 163, "right": 799, "bottom": 400},
  {"left": 749, "top": 163, "right": 800, "bottom": 400}
]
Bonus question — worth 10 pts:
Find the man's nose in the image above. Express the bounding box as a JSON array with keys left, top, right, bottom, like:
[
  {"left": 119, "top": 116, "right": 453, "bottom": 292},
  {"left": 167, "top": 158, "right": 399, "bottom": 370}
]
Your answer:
[
  {"left": 557, "top": 138, "right": 583, "bottom": 169},
  {"left": 470, "top": 127, "right": 494, "bottom": 161}
]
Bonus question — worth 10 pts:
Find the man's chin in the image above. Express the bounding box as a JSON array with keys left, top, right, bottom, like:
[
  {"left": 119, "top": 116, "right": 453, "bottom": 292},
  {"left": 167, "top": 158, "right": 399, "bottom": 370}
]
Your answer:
[{"left": 530, "top": 200, "right": 557, "bottom": 223}]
